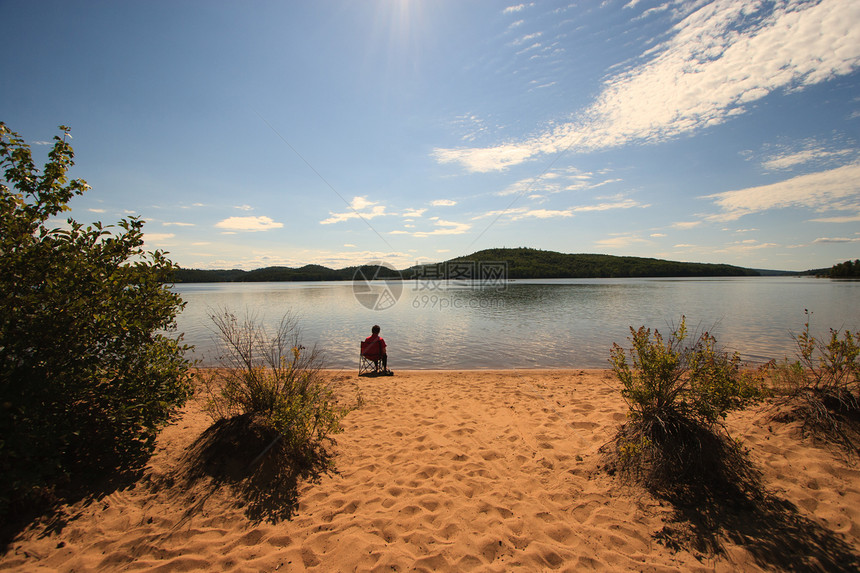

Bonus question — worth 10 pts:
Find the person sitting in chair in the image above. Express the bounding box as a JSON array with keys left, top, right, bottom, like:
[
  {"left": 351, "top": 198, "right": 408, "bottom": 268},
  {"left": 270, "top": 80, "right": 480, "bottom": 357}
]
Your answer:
[{"left": 363, "top": 324, "right": 392, "bottom": 375}]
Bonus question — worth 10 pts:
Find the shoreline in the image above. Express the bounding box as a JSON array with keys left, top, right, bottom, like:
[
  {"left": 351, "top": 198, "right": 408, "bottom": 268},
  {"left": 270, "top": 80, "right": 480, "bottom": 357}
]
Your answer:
[{"left": 3, "top": 369, "right": 858, "bottom": 571}]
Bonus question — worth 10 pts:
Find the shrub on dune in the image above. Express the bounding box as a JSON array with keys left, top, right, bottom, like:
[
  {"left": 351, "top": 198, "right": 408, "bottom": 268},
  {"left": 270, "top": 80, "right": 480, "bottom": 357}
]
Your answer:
[
  {"left": 771, "top": 311, "right": 860, "bottom": 454},
  {"left": 200, "top": 310, "right": 346, "bottom": 469},
  {"left": 606, "top": 317, "right": 766, "bottom": 499}
]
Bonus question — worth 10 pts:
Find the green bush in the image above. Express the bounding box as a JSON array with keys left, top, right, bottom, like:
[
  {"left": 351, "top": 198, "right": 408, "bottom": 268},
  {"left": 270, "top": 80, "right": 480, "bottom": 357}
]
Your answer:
[
  {"left": 607, "top": 317, "right": 765, "bottom": 493},
  {"left": 202, "top": 311, "right": 345, "bottom": 462},
  {"left": 0, "top": 124, "right": 193, "bottom": 517},
  {"left": 772, "top": 311, "right": 859, "bottom": 451}
]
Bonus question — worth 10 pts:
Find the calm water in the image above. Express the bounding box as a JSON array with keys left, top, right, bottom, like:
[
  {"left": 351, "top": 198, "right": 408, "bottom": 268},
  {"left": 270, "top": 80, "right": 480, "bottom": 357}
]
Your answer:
[{"left": 172, "top": 277, "right": 860, "bottom": 369}]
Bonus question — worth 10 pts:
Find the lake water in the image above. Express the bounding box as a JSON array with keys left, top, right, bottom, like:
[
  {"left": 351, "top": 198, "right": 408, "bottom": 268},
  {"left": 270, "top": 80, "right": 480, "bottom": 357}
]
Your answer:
[{"left": 172, "top": 277, "right": 860, "bottom": 370}]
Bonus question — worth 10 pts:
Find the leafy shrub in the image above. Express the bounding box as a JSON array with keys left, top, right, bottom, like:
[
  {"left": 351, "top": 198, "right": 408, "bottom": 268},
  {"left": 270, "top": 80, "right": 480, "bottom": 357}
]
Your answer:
[
  {"left": 0, "top": 124, "right": 193, "bottom": 519},
  {"left": 202, "top": 310, "right": 345, "bottom": 463},
  {"left": 771, "top": 311, "right": 859, "bottom": 452},
  {"left": 607, "top": 317, "right": 765, "bottom": 495}
]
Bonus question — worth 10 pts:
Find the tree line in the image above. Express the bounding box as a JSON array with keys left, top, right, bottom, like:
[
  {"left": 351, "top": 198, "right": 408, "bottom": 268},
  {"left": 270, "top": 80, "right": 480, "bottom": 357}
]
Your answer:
[
  {"left": 829, "top": 259, "right": 860, "bottom": 278},
  {"left": 173, "top": 248, "right": 761, "bottom": 283}
]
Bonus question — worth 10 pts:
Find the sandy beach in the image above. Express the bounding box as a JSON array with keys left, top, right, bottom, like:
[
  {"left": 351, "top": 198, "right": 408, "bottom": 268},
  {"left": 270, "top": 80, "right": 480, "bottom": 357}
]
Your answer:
[{"left": 2, "top": 369, "right": 859, "bottom": 572}]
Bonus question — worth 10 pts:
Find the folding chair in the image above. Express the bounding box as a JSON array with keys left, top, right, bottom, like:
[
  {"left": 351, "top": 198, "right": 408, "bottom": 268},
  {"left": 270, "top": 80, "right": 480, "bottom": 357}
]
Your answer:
[{"left": 359, "top": 339, "right": 383, "bottom": 376}]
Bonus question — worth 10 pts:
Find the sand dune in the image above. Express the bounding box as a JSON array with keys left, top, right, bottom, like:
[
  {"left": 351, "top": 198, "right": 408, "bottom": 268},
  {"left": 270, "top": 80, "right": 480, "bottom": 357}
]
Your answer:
[{"left": 2, "top": 370, "right": 859, "bottom": 571}]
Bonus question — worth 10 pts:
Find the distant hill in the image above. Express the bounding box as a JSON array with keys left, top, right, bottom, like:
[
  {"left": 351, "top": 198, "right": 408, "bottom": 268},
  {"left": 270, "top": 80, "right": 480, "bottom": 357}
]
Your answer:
[
  {"left": 171, "top": 263, "right": 401, "bottom": 283},
  {"left": 172, "top": 248, "right": 767, "bottom": 282},
  {"left": 791, "top": 259, "right": 860, "bottom": 277},
  {"left": 408, "top": 248, "right": 760, "bottom": 279}
]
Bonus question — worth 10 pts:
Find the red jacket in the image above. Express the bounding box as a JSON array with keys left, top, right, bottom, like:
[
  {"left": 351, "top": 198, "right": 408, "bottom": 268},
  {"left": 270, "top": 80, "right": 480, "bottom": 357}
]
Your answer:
[{"left": 361, "top": 334, "right": 386, "bottom": 359}]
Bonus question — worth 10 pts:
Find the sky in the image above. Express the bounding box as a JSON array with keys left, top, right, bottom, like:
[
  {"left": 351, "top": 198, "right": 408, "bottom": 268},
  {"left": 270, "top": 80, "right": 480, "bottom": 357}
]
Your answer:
[{"left": 2, "top": 0, "right": 859, "bottom": 272}]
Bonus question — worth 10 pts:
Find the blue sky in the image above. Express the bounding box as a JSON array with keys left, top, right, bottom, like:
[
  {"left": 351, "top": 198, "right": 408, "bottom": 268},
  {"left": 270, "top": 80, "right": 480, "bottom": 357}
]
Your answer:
[{"left": 3, "top": 0, "right": 859, "bottom": 272}]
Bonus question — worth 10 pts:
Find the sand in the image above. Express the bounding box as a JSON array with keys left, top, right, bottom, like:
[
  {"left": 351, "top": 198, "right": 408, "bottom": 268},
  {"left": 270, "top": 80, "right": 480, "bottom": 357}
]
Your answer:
[{"left": 2, "top": 369, "right": 859, "bottom": 572}]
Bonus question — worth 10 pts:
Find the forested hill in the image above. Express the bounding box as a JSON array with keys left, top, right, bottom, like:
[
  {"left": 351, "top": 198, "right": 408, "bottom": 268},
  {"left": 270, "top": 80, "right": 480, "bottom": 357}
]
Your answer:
[
  {"left": 430, "top": 248, "right": 760, "bottom": 279},
  {"left": 171, "top": 264, "right": 401, "bottom": 283},
  {"left": 172, "top": 248, "right": 761, "bottom": 282}
]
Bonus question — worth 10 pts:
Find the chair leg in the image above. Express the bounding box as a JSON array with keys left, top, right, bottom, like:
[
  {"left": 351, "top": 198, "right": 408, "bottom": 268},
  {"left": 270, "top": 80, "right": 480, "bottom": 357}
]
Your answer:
[
  {"left": 359, "top": 355, "right": 377, "bottom": 375},
  {"left": 359, "top": 354, "right": 387, "bottom": 376}
]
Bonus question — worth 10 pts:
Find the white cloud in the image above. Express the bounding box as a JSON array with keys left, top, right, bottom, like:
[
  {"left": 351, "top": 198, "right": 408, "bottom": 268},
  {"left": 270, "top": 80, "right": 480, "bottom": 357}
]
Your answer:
[
  {"left": 503, "top": 4, "right": 527, "bottom": 14},
  {"left": 498, "top": 172, "right": 564, "bottom": 196},
  {"left": 651, "top": 232, "right": 667, "bottom": 237},
  {"left": 637, "top": 3, "right": 673, "bottom": 21},
  {"left": 497, "top": 169, "right": 618, "bottom": 197},
  {"left": 431, "top": 199, "right": 457, "bottom": 206},
  {"left": 410, "top": 220, "right": 472, "bottom": 238},
  {"left": 321, "top": 197, "right": 390, "bottom": 225},
  {"left": 813, "top": 236, "right": 860, "bottom": 244},
  {"left": 585, "top": 0, "right": 860, "bottom": 145},
  {"left": 472, "top": 197, "right": 642, "bottom": 222},
  {"left": 144, "top": 233, "right": 175, "bottom": 244},
  {"left": 46, "top": 218, "right": 72, "bottom": 230},
  {"left": 809, "top": 214, "right": 860, "bottom": 223},
  {"left": 452, "top": 113, "right": 489, "bottom": 143},
  {"left": 757, "top": 137, "right": 858, "bottom": 171},
  {"left": 572, "top": 198, "right": 644, "bottom": 212},
  {"left": 88, "top": 208, "right": 105, "bottom": 213},
  {"left": 510, "top": 208, "right": 574, "bottom": 220},
  {"left": 164, "top": 221, "right": 195, "bottom": 227},
  {"left": 433, "top": 143, "right": 536, "bottom": 173},
  {"left": 762, "top": 147, "right": 856, "bottom": 171},
  {"left": 715, "top": 240, "right": 780, "bottom": 253},
  {"left": 596, "top": 234, "right": 648, "bottom": 248},
  {"left": 472, "top": 207, "right": 527, "bottom": 220},
  {"left": 513, "top": 32, "right": 542, "bottom": 46},
  {"left": 215, "top": 216, "right": 284, "bottom": 232},
  {"left": 402, "top": 208, "right": 427, "bottom": 217},
  {"left": 672, "top": 221, "right": 701, "bottom": 229},
  {"left": 321, "top": 205, "right": 387, "bottom": 225},
  {"left": 350, "top": 196, "right": 375, "bottom": 210},
  {"left": 234, "top": 204, "right": 254, "bottom": 211},
  {"left": 703, "top": 163, "right": 860, "bottom": 221},
  {"left": 570, "top": 178, "right": 623, "bottom": 191},
  {"left": 434, "top": 0, "right": 860, "bottom": 172}
]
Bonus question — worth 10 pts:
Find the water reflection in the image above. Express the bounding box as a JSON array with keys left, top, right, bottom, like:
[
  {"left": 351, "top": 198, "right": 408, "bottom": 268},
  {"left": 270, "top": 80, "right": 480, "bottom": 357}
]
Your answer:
[{"left": 172, "top": 277, "right": 860, "bottom": 370}]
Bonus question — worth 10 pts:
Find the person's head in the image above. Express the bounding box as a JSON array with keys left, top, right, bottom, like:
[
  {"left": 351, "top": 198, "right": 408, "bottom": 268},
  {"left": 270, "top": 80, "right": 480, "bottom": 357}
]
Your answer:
[{"left": 371, "top": 325, "right": 381, "bottom": 335}]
